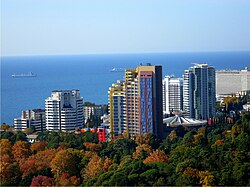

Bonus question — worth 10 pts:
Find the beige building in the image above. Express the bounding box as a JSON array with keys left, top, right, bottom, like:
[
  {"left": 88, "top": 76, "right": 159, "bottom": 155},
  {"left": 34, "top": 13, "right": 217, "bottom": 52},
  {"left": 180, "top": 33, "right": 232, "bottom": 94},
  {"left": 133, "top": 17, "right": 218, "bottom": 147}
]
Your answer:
[{"left": 216, "top": 67, "right": 250, "bottom": 97}]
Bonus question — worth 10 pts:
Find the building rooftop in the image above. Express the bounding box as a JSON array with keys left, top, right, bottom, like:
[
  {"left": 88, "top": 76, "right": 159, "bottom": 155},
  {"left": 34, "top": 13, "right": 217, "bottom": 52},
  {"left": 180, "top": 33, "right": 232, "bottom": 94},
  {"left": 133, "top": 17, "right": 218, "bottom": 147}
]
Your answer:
[{"left": 163, "top": 112, "right": 207, "bottom": 127}]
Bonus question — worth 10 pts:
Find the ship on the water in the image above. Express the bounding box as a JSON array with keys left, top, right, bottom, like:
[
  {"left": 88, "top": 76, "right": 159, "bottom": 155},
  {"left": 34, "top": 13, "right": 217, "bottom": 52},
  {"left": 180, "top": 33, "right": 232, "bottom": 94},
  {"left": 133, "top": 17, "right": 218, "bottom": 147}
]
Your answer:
[
  {"left": 12, "top": 72, "right": 37, "bottom": 78},
  {"left": 110, "top": 67, "right": 125, "bottom": 72}
]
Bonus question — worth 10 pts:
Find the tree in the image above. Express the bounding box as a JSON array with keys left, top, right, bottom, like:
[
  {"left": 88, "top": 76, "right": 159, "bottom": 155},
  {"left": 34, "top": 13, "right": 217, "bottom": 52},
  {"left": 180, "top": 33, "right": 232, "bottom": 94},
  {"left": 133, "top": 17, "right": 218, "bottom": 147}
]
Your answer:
[
  {"left": 0, "top": 139, "right": 13, "bottom": 157},
  {"left": 83, "top": 142, "right": 101, "bottom": 152},
  {"left": 0, "top": 162, "right": 22, "bottom": 186},
  {"left": 103, "top": 157, "right": 113, "bottom": 171},
  {"left": 11, "top": 131, "right": 27, "bottom": 142},
  {"left": 135, "top": 133, "right": 159, "bottom": 149},
  {"left": 83, "top": 154, "right": 103, "bottom": 180},
  {"left": 12, "top": 141, "right": 31, "bottom": 162},
  {"left": 30, "top": 142, "right": 48, "bottom": 154},
  {"left": 20, "top": 149, "right": 57, "bottom": 178},
  {"left": 59, "top": 172, "right": 80, "bottom": 186},
  {"left": 51, "top": 148, "right": 83, "bottom": 180},
  {"left": 109, "top": 171, "right": 127, "bottom": 186},
  {"left": 132, "top": 144, "right": 153, "bottom": 160},
  {"left": 143, "top": 150, "right": 169, "bottom": 164},
  {"left": 23, "top": 128, "right": 34, "bottom": 135},
  {"left": 0, "top": 124, "right": 11, "bottom": 131},
  {"left": 83, "top": 131, "right": 99, "bottom": 143},
  {"left": 140, "top": 169, "right": 159, "bottom": 186},
  {"left": 30, "top": 175, "right": 55, "bottom": 187},
  {"left": 199, "top": 170, "right": 215, "bottom": 186}
]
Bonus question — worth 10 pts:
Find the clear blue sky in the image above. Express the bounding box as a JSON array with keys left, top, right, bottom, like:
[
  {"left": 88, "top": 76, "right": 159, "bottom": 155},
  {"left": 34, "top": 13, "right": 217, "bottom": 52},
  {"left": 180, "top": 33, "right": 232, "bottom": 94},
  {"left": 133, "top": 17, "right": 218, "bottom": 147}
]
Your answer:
[{"left": 1, "top": 0, "right": 250, "bottom": 56}]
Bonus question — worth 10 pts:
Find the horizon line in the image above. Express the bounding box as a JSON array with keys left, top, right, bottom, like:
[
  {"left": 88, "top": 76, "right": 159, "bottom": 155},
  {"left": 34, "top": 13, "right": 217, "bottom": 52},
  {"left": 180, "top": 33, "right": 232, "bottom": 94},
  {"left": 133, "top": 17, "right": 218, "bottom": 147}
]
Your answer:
[{"left": 1, "top": 49, "right": 250, "bottom": 58}]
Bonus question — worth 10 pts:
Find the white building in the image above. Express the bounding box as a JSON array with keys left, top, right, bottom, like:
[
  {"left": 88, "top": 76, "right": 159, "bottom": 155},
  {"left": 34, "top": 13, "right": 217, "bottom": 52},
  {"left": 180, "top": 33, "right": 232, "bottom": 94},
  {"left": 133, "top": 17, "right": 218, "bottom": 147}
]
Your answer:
[
  {"left": 45, "top": 90, "right": 84, "bottom": 131},
  {"left": 216, "top": 67, "right": 250, "bottom": 98},
  {"left": 243, "top": 102, "right": 250, "bottom": 112},
  {"left": 14, "top": 109, "right": 46, "bottom": 132},
  {"left": 183, "top": 70, "right": 195, "bottom": 118},
  {"left": 162, "top": 75, "right": 183, "bottom": 115},
  {"left": 183, "top": 64, "right": 216, "bottom": 119}
]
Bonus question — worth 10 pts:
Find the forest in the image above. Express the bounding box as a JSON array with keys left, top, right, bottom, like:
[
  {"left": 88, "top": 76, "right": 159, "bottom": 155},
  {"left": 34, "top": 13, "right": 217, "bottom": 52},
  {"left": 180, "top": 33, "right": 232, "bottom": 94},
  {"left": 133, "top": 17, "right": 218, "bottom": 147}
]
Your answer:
[{"left": 0, "top": 112, "right": 249, "bottom": 186}]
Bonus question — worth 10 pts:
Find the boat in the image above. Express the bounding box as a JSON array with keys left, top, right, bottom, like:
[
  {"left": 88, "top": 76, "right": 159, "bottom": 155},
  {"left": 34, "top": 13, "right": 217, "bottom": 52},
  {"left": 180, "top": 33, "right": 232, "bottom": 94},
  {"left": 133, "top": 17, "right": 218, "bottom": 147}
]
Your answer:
[
  {"left": 12, "top": 72, "right": 37, "bottom": 78},
  {"left": 110, "top": 67, "right": 125, "bottom": 72}
]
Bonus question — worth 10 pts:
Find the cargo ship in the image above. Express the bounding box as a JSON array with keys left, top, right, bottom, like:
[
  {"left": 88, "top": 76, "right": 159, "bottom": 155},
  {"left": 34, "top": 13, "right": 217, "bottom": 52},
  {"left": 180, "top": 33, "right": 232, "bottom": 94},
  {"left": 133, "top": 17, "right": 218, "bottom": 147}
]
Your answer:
[
  {"left": 110, "top": 67, "right": 125, "bottom": 72},
  {"left": 12, "top": 72, "right": 37, "bottom": 78}
]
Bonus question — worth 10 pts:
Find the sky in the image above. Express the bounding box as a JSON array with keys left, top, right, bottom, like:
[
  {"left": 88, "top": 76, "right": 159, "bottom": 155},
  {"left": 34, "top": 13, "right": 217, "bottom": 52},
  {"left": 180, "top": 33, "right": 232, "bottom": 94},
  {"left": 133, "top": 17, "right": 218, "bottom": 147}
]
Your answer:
[{"left": 1, "top": 0, "right": 250, "bottom": 56}]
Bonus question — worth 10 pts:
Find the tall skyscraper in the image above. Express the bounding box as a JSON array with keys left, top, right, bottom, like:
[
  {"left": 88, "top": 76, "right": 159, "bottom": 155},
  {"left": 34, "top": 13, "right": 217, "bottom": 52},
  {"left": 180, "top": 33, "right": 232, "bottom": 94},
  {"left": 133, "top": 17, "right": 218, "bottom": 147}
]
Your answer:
[
  {"left": 108, "top": 80, "right": 126, "bottom": 138},
  {"left": 183, "top": 64, "right": 216, "bottom": 119},
  {"left": 45, "top": 90, "right": 84, "bottom": 131},
  {"left": 162, "top": 75, "right": 183, "bottom": 115},
  {"left": 109, "top": 64, "right": 163, "bottom": 139}
]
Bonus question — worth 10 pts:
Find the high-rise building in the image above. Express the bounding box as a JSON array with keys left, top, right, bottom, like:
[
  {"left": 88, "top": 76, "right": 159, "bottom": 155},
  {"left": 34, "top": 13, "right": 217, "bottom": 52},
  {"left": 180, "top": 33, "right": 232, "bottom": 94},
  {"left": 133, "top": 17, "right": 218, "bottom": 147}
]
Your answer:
[
  {"left": 109, "top": 64, "right": 163, "bottom": 139},
  {"left": 108, "top": 80, "right": 126, "bottom": 138},
  {"left": 162, "top": 75, "right": 183, "bottom": 115},
  {"left": 14, "top": 109, "right": 46, "bottom": 132},
  {"left": 183, "top": 70, "right": 195, "bottom": 118},
  {"left": 183, "top": 64, "right": 216, "bottom": 119},
  {"left": 45, "top": 90, "right": 84, "bottom": 131},
  {"left": 216, "top": 67, "right": 250, "bottom": 97}
]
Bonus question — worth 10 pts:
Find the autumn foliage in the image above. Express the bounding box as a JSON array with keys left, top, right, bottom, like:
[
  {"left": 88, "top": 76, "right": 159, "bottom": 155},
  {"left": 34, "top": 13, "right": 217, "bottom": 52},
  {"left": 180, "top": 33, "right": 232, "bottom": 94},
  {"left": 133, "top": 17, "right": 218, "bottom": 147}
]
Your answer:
[
  {"left": 143, "top": 150, "right": 169, "bottom": 164},
  {"left": 83, "top": 154, "right": 104, "bottom": 180},
  {"left": 132, "top": 144, "right": 153, "bottom": 159},
  {"left": 19, "top": 149, "right": 57, "bottom": 178},
  {"left": 30, "top": 175, "right": 55, "bottom": 187},
  {"left": 30, "top": 142, "right": 48, "bottom": 154},
  {"left": 12, "top": 141, "right": 31, "bottom": 162},
  {"left": 50, "top": 148, "right": 83, "bottom": 180}
]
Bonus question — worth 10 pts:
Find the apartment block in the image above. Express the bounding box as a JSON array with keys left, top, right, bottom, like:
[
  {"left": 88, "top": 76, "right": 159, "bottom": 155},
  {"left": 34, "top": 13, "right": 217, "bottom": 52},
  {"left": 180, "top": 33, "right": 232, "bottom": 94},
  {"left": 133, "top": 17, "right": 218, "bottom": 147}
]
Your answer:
[{"left": 45, "top": 90, "right": 84, "bottom": 131}]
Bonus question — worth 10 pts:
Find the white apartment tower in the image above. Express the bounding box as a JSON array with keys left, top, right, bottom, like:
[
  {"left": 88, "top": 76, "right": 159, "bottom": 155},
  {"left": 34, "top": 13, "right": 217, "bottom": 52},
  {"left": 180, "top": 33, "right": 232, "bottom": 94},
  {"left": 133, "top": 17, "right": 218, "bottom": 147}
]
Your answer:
[
  {"left": 183, "top": 64, "right": 216, "bottom": 119},
  {"left": 163, "top": 76, "right": 183, "bottom": 115},
  {"left": 45, "top": 90, "right": 84, "bottom": 131}
]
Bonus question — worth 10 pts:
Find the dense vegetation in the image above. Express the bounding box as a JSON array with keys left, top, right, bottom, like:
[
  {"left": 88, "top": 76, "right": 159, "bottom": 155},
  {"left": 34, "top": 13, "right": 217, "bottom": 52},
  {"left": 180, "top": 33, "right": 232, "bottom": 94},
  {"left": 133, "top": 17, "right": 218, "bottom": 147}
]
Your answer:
[{"left": 1, "top": 112, "right": 249, "bottom": 186}]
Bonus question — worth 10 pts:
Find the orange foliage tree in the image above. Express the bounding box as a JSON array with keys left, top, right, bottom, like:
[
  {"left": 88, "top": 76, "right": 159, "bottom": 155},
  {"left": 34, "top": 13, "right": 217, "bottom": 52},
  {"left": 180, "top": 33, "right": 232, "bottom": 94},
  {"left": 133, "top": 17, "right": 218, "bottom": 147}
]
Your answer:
[
  {"left": 83, "top": 142, "right": 101, "bottom": 152},
  {"left": 82, "top": 154, "right": 103, "bottom": 180},
  {"left": 135, "top": 133, "right": 153, "bottom": 145},
  {"left": 50, "top": 148, "right": 84, "bottom": 180},
  {"left": 19, "top": 149, "right": 57, "bottom": 178},
  {"left": 132, "top": 144, "right": 153, "bottom": 159},
  {"left": 59, "top": 172, "right": 80, "bottom": 186},
  {"left": 12, "top": 141, "right": 31, "bottom": 162},
  {"left": 30, "top": 142, "right": 48, "bottom": 154},
  {"left": 0, "top": 139, "right": 13, "bottom": 157},
  {"left": 103, "top": 157, "right": 113, "bottom": 171},
  {"left": 143, "top": 150, "right": 169, "bottom": 164}
]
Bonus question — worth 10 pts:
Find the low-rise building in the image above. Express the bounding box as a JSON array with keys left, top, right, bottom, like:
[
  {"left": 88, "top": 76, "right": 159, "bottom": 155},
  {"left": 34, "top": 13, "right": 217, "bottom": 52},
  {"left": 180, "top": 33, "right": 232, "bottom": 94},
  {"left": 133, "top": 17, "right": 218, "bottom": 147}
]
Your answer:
[
  {"left": 14, "top": 109, "right": 46, "bottom": 132},
  {"left": 243, "top": 103, "right": 250, "bottom": 112}
]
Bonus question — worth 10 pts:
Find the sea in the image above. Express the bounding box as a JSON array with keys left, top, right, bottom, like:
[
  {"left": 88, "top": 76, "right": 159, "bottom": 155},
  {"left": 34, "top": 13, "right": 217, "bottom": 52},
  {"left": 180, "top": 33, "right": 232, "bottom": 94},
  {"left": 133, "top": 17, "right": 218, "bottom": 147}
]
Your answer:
[{"left": 1, "top": 51, "right": 250, "bottom": 125}]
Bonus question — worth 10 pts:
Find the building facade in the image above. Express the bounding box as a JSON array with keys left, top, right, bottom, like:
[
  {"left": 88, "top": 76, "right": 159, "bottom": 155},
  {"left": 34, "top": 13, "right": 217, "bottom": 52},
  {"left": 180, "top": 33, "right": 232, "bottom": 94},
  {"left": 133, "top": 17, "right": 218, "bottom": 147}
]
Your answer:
[
  {"left": 14, "top": 109, "right": 46, "bottom": 132},
  {"left": 183, "top": 64, "right": 216, "bottom": 119},
  {"left": 163, "top": 75, "right": 183, "bottom": 115},
  {"left": 109, "top": 64, "right": 163, "bottom": 139},
  {"left": 216, "top": 67, "right": 250, "bottom": 98},
  {"left": 45, "top": 90, "right": 84, "bottom": 131},
  {"left": 83, "top": 105, "right": 104, "bottom": 123},
  {"left": 108, "top": 80, "right": 127, "bottom": 138}
]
